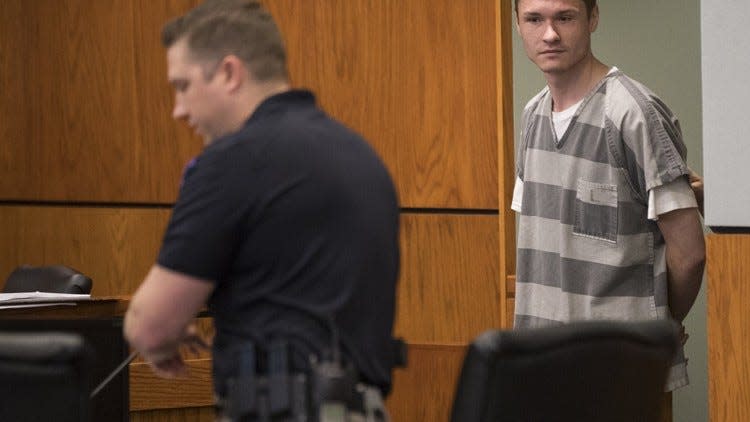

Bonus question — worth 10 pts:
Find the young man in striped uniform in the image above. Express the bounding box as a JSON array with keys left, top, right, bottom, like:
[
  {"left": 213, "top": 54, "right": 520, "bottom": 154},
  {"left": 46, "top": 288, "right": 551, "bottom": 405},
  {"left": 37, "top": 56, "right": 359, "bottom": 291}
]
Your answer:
[{"left": 512, "top": 0, "right": 705, "bottom": 391}]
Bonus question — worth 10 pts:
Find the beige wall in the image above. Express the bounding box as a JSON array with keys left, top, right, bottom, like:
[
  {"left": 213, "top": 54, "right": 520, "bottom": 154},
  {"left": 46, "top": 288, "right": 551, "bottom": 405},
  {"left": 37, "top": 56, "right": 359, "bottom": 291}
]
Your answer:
[{"left": 510, "top": 1, "right": 706, "bottom": 420}]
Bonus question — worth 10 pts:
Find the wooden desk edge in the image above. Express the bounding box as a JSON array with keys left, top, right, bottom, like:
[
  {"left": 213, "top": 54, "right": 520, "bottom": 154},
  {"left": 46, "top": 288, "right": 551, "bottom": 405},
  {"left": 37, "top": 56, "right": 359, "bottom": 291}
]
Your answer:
[{"left": 0, "top": 295, "right": 131, "bottom": 319}]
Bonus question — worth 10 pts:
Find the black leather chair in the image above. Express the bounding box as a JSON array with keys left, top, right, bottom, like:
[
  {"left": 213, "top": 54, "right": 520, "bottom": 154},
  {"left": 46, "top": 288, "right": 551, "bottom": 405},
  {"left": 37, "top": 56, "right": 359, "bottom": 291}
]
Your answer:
[
  {"left": 3, "top": 265, "right": 93, "bottom": 294},
  {"left": 450, "top": 319, "right": 680, "bottom": 422},
  {"left": 0, "top": 332, "right": 92, "bottom": 421}
]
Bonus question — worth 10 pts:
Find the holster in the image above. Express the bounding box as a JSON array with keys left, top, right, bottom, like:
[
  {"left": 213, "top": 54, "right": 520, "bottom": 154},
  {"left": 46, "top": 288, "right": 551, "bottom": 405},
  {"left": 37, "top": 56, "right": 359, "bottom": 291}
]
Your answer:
[
  {"left": 224, "top": 340, "right": 397, "bottom": 422},
  {"left": 225, "top": 341, "right": 309, "bottom": 421}
]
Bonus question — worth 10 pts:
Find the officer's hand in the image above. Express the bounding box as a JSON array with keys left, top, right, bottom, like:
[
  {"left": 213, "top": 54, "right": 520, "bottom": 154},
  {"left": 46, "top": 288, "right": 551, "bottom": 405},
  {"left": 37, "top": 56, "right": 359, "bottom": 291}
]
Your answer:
[
  {"left": 147, "top": 323, "right": 210, "bottom": 378},
  {"left": 149, "top": 352, "right": 188, "bottom": 378},
  {"left": 181, "top": 322, "right": 211, "bottom": 356}
]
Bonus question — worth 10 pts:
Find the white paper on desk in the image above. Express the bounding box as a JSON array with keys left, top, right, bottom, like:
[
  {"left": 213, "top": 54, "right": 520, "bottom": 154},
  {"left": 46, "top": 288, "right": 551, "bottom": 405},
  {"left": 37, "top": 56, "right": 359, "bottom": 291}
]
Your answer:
[
  {"left": 0, "top": 302, "right": 77, "bottom": 310},
  {"left": 0, "top": 292, "right": 91, "bottom": 304}
]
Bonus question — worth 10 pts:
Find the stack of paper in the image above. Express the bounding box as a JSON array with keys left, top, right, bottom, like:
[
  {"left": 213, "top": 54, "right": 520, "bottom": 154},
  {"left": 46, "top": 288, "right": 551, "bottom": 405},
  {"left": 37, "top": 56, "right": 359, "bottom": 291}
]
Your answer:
[{"left": 0, "top": 292, "right": 91, "bottom": 310}]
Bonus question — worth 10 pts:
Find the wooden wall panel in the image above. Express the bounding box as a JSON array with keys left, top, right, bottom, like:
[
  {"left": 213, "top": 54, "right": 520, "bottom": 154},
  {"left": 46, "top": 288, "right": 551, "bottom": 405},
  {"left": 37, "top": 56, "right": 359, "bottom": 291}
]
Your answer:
[
  {"left": 0, "top": 1, "right": 516, "bottom": 421},
  {"left": 1, "top": 1, "right": 137, "bottom": 201},
  {"left": 506, "top": 275, "right": 516, "bottom": 328},
  {"left": 130, "top": 359, "right": 214, "bottom": 411},
  {"left": 1, "top": 0, "right": 502, "bottom": 208},
  {"left": 267, "top": 0, "right": 500, "bottom": 209},
  {"left": 497, "top": 0, "right": 517, "bottom": 329},
  {"left": 131, "top": 407, "right": 214, "bottom": 422},
  {"left": 130, "top": 318, "right": 214, "bottom": 412},
  {"left": 0, "top": 0, "right": 200, "bottom": 203},
  {"left": 707, "top": 234, "right": 750, "bottom": 422},
  {"left": 0, "top": 205, "right": 169, "bottom": 295},
  {"left": 129, "top": 342, "right": 467, "bottom": 422},
  {"left": 0, "top": 1, "right": 25, "bottom": 179},
  {"left": 386, "top": 344, "right": 466, "bottom": 422},
  {"left": 131, "top": 0, "right": 204, "bottom": 201},
  {"left": 395, "top": 214, "right": 501, "bottom": 343}
]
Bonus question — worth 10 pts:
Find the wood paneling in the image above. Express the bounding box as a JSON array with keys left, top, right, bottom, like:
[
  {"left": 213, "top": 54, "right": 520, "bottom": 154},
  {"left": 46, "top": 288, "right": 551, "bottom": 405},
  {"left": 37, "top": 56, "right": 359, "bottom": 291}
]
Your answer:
[
  {"left": 0, "top": 205, "right": 169, "bottom": 295},
  {"left": 130, "top": 318, "right": 215, "bottom": 365},
  {"left": 0, "top": 1, "right": 25, "bottom": 179},
  {"left": 0, "top": 1, "right": 516, "bottom": 421},
  {"left": 0, "top": 0, "right": 200, "bottom": 203},
  {"left": 496, "top": 0, "right": 517, "bottom": 329},
  {"left": 267, "top": 0, "right": 500, "bottom": 209},
  {"left": 2, "top": 0, "right": 502, "bottom": 208},
  {"left": 506, "top": 275, "right": 516, "bottom": 328},
  {"left": 129, "top": 342, "right": 467, "bottom": 422},
  {"left": 395, "top": 213, "right": 501, "bottom": 343},
  {"left": 131, "top": 0, "right": 204, "bottom": 201},
  {"left": 130, "top": 358, "right": 214, "bottom": 411},
  {"left": 131, "top": 407, "right": 215, "bottom": 422},
  {"left": 707, "top": 234, "right": 750, "bottom": 421},
  {"left": 1, "top": 0, "right": 135, "bottom": 200},
  {"left": 386, "top": 343, "right": 466, "bottom": 422}
]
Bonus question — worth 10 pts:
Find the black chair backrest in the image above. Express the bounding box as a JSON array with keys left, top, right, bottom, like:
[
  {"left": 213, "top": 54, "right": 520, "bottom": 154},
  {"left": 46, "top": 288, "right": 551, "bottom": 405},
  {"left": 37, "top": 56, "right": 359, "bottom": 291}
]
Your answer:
[
  {"left": 450, "top": 319, "right": 680, "bottom": 422},
  {"left": 3, "top": 265, "right": 92, "bottom": 294},
  {"left": 0, "top": 332, "right": 92, "bottom": 421}
]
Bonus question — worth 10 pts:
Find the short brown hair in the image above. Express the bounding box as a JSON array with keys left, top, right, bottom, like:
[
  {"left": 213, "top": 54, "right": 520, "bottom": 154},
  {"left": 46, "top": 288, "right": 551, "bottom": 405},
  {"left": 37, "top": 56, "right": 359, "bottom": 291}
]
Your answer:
[
  {"left": 514, "top": 0, "right": 597, "bottom": 18},
  {"left": 162, "top": 0, "right": 287, "bottom": 82}
]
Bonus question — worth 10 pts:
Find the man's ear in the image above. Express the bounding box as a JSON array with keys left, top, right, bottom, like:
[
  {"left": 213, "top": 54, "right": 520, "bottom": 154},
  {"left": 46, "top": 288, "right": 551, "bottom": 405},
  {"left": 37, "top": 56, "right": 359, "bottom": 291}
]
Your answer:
[
  {"left": 589, "top": 4, "right": 600, "bottom": 33},
  {"left": 219, "top": 55, "right": 246, "bottom": 93},
  {"left": 515, "top": 15, "right": 521, "bottom": 35}
]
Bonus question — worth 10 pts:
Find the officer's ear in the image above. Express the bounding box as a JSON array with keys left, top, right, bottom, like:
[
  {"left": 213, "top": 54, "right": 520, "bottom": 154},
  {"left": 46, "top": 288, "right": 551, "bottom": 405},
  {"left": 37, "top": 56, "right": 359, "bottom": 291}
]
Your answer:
[{"left": 215, "top": 55, "right": 247, "bottom": 94}]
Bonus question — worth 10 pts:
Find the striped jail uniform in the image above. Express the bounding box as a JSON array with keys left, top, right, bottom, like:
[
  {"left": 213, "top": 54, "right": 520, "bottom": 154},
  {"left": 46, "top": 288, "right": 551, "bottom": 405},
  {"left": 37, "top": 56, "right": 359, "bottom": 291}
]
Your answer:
[{"left": 513, "top": 69, "right": 691, "bottom": 391}]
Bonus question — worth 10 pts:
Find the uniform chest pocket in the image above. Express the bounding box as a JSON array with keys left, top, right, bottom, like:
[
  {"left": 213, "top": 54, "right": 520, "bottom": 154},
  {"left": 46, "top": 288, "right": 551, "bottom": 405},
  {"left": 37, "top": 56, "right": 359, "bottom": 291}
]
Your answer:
[{"left": 573, "top": 179, "right": 618, "bottom": 243}]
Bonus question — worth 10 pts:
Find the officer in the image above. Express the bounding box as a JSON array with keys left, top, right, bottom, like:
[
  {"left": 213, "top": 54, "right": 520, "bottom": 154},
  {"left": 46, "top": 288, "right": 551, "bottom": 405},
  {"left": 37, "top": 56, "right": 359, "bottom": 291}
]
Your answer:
[{"left": 123, "top": 1, "right": 401, "bottom": 420}]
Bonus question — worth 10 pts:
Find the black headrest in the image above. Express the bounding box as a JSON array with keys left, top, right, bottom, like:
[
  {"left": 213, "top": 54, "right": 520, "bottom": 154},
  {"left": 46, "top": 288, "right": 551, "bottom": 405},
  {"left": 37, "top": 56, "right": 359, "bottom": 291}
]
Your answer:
[
  {"left": 0, "top": 332, "right": 87, "bottom": 362},
  {"left": 472, "top": 319, "right": 679, "bottom": 358},
  {"left": 450, "top": 320, "right": 680, "bottom": 422},
  {"left": 3, "top": 265, "right": 93, "bottom": 294}
]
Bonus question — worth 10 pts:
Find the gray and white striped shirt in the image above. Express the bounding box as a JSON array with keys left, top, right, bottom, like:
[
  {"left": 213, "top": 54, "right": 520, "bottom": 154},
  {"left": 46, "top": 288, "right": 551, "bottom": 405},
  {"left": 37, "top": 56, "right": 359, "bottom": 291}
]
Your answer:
[{"left": 513, "top": 68, "right": 692, "bottom": 391}]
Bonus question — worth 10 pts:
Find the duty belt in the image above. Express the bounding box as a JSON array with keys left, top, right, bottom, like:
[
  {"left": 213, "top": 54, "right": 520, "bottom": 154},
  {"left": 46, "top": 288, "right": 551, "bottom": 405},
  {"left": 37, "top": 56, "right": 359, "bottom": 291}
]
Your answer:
[{"left": 222, "top": 340, "right": 383, "bottom": 422}]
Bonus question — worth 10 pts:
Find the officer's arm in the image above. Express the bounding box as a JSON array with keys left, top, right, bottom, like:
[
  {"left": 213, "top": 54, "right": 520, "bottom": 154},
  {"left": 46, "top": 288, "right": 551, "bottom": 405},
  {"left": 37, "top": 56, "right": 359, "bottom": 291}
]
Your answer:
[
  {"left": 657, "top": 207, "right": 705, "bottom": 322},
  {"left": 124, "top": 265, "right": 214, "bottom": 372}
]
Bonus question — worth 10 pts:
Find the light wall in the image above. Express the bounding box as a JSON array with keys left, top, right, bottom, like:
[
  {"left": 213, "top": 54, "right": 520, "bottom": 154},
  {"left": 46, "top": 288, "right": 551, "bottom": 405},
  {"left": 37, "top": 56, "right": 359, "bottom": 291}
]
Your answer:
[{"left": 510, "top": 1, "right": 705, "bottom": 421}]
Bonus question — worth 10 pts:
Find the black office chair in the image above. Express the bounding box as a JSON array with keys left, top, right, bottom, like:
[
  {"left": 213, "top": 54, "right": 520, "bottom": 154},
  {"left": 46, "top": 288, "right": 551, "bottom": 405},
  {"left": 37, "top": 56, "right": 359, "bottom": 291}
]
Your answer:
[
  {"left": 0, "top": 332, "right": 92, "bottom": 421},
  {"left": 3, "top": 265, "right": 93, "bottom": 294},
  {"left": 450, "top": 319, "right": 680, "bottom": 422}
]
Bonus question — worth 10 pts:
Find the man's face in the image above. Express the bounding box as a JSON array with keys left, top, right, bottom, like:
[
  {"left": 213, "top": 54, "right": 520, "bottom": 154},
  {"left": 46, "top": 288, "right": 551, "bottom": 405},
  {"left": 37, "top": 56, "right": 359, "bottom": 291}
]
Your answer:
[
  {"left": 516, "top": 0, "right": 598, "bottom": 76},
  {"left": 167, "top": 40, "right": 228, "bottom": 145}
]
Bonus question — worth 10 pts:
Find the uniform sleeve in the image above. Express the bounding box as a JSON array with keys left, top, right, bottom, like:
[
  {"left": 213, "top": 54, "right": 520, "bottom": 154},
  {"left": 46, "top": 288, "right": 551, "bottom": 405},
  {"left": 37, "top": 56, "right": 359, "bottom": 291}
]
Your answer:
[
  {"left": 511, "top": 176, "right": 524, "bottom": 212},
  {"left": 157, "top": 148, "right": 252, "bottom": 282},
  {"left": 647, "top": 176, "right": 698, "bottom": 220},
  {"left": 608, "top": 79, "right": 690, "bottom": 201}
]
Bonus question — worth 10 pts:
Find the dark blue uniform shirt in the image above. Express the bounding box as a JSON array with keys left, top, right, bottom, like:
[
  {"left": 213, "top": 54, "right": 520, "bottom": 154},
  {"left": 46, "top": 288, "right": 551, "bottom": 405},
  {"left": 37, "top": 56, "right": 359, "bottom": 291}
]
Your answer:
[{"left": 157, "top": 90, "right": 400, "bottom": 397}]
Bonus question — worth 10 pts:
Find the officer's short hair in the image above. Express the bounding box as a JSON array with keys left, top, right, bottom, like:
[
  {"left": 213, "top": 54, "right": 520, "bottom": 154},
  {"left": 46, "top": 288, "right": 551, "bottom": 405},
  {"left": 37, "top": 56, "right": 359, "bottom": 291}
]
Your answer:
[{"left": 162, "top": 0, "right": 288, "bottom": 81}]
